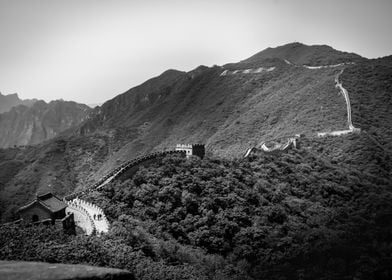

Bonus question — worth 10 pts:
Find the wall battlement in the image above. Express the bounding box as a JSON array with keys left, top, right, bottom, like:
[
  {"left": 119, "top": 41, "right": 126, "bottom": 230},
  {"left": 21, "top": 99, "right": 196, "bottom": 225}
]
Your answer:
[
  {"left": 64, "top": 150, "right": 188, "bottom": 201},
  {"left": 176, "top": 144, "right": 192, "bottom": 149}
]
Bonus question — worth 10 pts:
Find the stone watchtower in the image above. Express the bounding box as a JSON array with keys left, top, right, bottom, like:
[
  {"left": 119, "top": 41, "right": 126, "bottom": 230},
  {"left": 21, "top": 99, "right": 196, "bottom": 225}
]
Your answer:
[{"left": 175, "top": 144, "right": 205, "bottom": 159}]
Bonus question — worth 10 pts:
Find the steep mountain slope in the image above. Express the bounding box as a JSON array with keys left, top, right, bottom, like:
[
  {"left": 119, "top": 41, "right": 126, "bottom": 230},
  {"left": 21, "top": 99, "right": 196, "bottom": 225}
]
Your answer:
[
  {"left": 76, "top": 44, "right": 357, "bottom": 172},
  {"left": 0, "top": 92, "right": 36, "bottom": 113},
  {"left": 0, "top": 100, "right": 91, "bottom": 148},
  {"left": 1, "top": 42, "right": 391, "bottom": 222},
  {"left": 342, "top": 55, "right": 392, "bottom": 153}
]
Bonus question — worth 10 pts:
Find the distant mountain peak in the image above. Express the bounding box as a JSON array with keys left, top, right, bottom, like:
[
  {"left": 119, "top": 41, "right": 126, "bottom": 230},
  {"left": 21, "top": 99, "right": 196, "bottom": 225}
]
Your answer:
[
  {"left": 239, "top": 42, "right": 364, "bottom": 67},
  {"left": 0, "top": 99, "right": 91, "bottom": 148},
  {"left": 0, "top": 92, "right": 17, "bottom": 97},
  {"left": 0, "top": 92, "right": 38, "bottom": 113}
]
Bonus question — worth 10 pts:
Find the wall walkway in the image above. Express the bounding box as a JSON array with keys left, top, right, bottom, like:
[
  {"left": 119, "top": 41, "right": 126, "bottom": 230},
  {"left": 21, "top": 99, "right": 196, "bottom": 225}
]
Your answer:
[
  {"left": 72, "top": 198, "right": 109, "bottom": 234},
  {"left": 317, "top": 69, "right": 360, "bottom": 137},
  {"left": 65, "top": 201, "right": 95, "bottom": 235}
]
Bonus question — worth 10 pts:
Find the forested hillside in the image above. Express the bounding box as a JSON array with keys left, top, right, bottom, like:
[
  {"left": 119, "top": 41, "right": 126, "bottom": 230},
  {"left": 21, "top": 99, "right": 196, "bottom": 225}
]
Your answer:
[
  {"left": 0, "top": 0, "right": 390, "bottom": 275},
  {"left": 342, "top": 55, "right": 392, "bottom": 153},
  {"left": 1, "top": 43, "right": 391, "bottom": 225},
  {"left": 0, "top": 135, "right": 111, "bottom": 221},
  {"left": 1, "top": 133, "right": 391, "bottom": 279},
  {"left": 0, "top": 42, "right": 365, "bottom": 221}
]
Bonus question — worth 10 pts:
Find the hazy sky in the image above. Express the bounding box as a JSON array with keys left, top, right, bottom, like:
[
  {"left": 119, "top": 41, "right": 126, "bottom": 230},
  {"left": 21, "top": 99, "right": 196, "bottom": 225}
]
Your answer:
[{"left": 1, "top": 0, "right": 391, "bottom": 104}]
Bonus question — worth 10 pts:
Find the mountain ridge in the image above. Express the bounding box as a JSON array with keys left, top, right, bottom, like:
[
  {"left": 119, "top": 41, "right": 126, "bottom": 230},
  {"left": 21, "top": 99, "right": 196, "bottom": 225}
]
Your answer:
[{"left": 237, "top": 42, "right": 365, "bottom": 67}]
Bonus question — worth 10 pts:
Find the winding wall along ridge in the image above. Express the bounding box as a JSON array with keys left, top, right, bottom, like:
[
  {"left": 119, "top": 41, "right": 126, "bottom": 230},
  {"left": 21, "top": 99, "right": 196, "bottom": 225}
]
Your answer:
[
  {"left": 317, "top": 69, "right": 360, "bottom": 137},
  {"left": 62, "top": 150, "right": 185, "bottom": 235},
  {"left": 65, "top": 60, "right": 360, "bottom": 231},
  {"left": 65, "top": 150, "right": 185, "bottom": 201},
  {"left": 245, "top": 60, "right": 360, "bottom": 157},
  {"left": 64, "top": 151, "right": 185, "bottom": 200}
]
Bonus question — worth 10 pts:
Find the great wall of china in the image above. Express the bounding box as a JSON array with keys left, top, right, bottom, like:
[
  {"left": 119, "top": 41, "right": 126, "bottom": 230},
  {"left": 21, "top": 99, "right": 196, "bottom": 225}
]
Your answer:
[
  {"left": 220, "top": 67, "right": 276, "bottom": 76},
  {"left": 65, "top": 200, "right": 96, "bottom": 235},
  {"left": 4, "top": 60, "right": 361, "bottom": 236},
  {"left": 286, "top": 59, "right": 360, "bottom": 137},
  {"left": 68, "top": 60, "right": 362, "bottom": 234},
  {"left": 317, "top": 69, "right": 360, "bottom": 137}
]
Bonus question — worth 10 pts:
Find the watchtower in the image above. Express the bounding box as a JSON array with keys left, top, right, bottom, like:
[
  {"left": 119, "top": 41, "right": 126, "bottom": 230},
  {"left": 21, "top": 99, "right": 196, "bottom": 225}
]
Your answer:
[{"left": 175, "top": 144, "right": 205, "bottom": 159}]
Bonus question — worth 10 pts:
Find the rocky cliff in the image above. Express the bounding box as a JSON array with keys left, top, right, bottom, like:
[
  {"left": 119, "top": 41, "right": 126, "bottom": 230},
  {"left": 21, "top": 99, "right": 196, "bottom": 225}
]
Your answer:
[
  {"left": 0, "top": 100, "right": 91, "bottom": 148},
  {"left": 0, "top": 92, "right": 36, "bottom": 113}
]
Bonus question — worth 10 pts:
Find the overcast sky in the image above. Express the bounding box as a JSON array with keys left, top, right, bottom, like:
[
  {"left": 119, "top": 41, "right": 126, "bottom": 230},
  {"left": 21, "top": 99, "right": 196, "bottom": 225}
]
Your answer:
[{"left": 1, "top": 0, "right": 391, "bottom": 104}]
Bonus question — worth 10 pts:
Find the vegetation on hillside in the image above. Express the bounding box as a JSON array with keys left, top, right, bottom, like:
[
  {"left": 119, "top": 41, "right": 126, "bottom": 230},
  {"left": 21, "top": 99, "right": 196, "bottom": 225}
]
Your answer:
[
  {"left": 0, "top": 135, "right": 111, "bottom": 222},
  {"left": 1, "top": 43, "right": 378, "bottom": 221},
  {"left": 2, "top": 134, "right": 391, "bottom": 280},
  {"left": 1, "top": 44, "right": 391, "bottom": 279},
  {"left": 342, "top": 56, "right": 392, "bottom": 153},
  {"left": 77, "top": 60, "right": 349, "bottom": 160}
]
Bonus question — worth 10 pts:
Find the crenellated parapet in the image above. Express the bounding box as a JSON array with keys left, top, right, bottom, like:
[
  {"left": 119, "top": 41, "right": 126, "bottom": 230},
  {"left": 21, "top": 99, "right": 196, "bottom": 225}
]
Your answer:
[
  {"left": 64, "top": 150, "right": 187, "bottom": 200},
  {"left": 71, "top": 198, "right": 109, "bottom": 234},
  {"left": 65, "top": 200, "right": 96, "bottom": 235},
  {"left": 93, "top": 150, "right": 187, "bottom": 189}
]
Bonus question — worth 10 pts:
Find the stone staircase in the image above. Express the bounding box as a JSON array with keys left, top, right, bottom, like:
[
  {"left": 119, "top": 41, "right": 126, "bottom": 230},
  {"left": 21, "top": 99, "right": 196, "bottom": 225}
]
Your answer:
[
  {"left": 72, "top": 198, "right": 109, "bottom": 234},
  {"left": 65, "top": 200, "right": 96, "bottom": 235},
  {"left": 65, "top": 198, "right": 109, "bottom": 235}
]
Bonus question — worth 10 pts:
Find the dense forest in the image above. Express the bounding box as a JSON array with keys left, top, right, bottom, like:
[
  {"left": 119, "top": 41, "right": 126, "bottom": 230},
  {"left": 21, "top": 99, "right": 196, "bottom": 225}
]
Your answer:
[{"left": 1, "top": 133, "right": 391, "bottom": 280}]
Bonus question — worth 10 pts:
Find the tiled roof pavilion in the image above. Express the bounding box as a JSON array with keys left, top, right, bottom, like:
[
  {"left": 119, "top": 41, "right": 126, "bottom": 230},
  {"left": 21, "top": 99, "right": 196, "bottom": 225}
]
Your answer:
[{"left": 18, "top": 193, "right": 67, "bottom": 214}]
